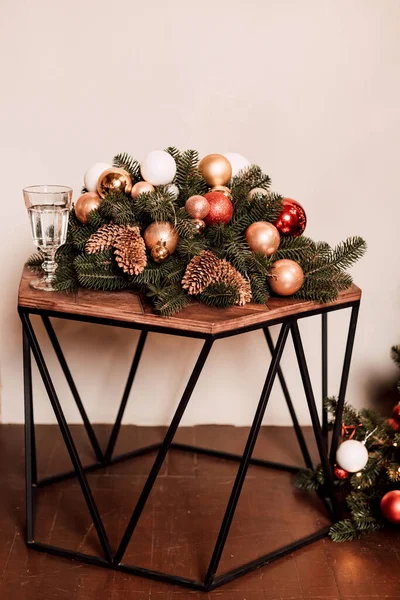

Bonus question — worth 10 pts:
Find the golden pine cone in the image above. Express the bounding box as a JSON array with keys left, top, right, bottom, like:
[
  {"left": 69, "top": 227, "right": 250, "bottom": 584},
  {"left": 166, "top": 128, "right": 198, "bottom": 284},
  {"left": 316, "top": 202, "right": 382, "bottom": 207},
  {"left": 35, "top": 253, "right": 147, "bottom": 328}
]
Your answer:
[
  {"left": 214, "top": 259, "right": 252, "bottom": 306},
  {"left": 85, "top": 223, "right": 122, "bottom": 254},
  {"left": 181, "top": 251, "right": 221, "bottom": 295},
  {"left": 114, "top": 226, "right": 147, "bottom": 276}
]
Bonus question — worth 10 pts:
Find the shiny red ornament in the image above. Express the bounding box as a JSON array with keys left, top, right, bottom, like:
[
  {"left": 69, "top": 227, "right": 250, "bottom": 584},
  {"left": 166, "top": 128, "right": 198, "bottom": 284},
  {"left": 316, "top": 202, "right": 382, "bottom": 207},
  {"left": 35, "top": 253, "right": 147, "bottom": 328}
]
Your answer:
[
  {"left": 334, "top": 465, "right": 349, "bottom": 480},
  {"left": 392, "top": 403, "right": 400, "bottom": 423},
  {"left": 380, "top": 490, "right": 400, "bottom": 524},
  {"left": 203, "top": 192, "right": 233, "bottom": 226},
  {"left": 387, "top": 418, "right": 400, "bottom": 432},
  {"left": 275, "top": 198, "right": 307, "bottom": 237}
]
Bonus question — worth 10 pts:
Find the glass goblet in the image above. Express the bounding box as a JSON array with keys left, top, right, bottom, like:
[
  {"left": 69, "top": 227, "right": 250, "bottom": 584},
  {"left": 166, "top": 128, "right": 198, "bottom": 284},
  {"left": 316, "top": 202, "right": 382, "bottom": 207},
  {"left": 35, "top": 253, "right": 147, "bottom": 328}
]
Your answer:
[{"left": 23, "top": 185, "right": 72, "bottom": 291}]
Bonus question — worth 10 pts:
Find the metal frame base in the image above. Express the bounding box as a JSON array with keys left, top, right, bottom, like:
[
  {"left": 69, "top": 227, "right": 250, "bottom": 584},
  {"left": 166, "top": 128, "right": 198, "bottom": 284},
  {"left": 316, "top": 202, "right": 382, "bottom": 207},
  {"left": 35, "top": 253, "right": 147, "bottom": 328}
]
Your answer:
[{"left": 18, "top": 300, "right": 360, "bottom": 592}]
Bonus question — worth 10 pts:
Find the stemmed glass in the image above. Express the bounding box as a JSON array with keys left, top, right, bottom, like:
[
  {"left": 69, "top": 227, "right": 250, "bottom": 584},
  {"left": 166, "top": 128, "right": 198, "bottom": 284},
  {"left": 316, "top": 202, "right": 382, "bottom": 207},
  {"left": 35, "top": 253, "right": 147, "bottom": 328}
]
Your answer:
[{"left": 23, "top": 185, "right": 73, "bottom": 291}]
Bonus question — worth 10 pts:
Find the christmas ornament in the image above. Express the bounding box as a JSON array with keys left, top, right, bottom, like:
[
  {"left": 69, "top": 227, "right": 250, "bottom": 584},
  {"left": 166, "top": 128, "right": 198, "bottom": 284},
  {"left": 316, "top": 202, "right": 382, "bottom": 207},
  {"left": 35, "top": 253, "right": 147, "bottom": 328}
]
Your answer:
[
  {"left": 131, "top": 181, "right": 155, "bottom": 199},
  {"left": 269, "top": 259, "right": 304, "bottom": 296},
  {"left": 151, "top": 241, "right": 170, "bottom": 263},
  {"left": 275, "top": 198, "right": 307, "bottom": 237},
  {"left": 223, "top": 152, "right": 250, "bottom": 177},
  {"left": 182, "top": 250, "right": 251, "bottom": 305},
  {"left": 86, "top": 223, "right": 123, "bottom": 253},
  {"left": 203, "top": 192, "right": 233, "bottom": 226},
  {"left": 380, "top": 490, "right": 400, "bottom": 524},
  {"left": 185, "top": 195, "right": 210, "bottom": 219},
  {"left": 245, "top": 222, "right": 280, "bottom": 256},
  {"left": 248, "top": 187, "right": 269, "bottom": 200},
  {"left": 392, "top": 403, "right": 400, "bottom": 422},
  {"left": 334, "top": 465, "right": 349, "bottom": 480},
  {"left": 193, "top": 218, "right": 206, "bottom": 234},
  {"left": 143, "top": 221, "right": 179, "bottom": 254},
  {"left": 164, "top": 183, "right": 179, "bottom": 199},
  {"left": 198, "top": 154, "right": 232, "bottom": 186},
  {"left": 97, "top": 168, "right": 132, "bottom": 198},
  {"left": 387, "top": 418, "right": 400, "bottom": 432},
  {"left": 336, "top": 439, "right": 369, "bottom": 473},
  {"left": 84, "top": 162, "right": 111, "bottom": 193},
  {"left": 211, "top": 185, "right": 232, "bottom": 198},
  {"left": 140, "top": 150, "right": 176, "bottom": 186},
  {"left": 114, "top": 226, "right": 147, "bottom": 275},
  {"left": 75, "top": 192, "right": 102, "bottom": 225}
]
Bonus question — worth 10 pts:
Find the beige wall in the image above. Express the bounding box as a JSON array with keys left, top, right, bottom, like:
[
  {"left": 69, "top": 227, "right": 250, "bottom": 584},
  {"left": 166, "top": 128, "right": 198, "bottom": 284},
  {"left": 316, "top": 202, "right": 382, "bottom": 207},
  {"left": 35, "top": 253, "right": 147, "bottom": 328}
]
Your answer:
[{"left": 1, "top": 0, "right": 399, "bottom": 425}]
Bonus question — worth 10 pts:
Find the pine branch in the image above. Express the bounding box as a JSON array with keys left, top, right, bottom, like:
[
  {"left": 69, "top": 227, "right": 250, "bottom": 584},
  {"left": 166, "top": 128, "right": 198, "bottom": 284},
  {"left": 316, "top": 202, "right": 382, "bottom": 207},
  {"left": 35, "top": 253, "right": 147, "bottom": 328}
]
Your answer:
[
  {"left": 113, "top": 152, "right": 141, "bottom": 182},
  {"left": 293, "top": 466, "right": 325, "bottom": 491},
  {"left": 164, "top": 146, "right": 181, "bottom": 161},
  {"left": 152, "top": 284, "right": 191, "bottom": 316},
  {"left": 99, "top": 192, "right": 138, "bottom": 226},
  {"left": 26, "top": 251, "right": 45, "bottom": 273},
  {"left": 199, "top": 282, "right": 240, "bottom": 308},
  {"left": 329, "top": 519, "right": 361, "bottom": 542}
]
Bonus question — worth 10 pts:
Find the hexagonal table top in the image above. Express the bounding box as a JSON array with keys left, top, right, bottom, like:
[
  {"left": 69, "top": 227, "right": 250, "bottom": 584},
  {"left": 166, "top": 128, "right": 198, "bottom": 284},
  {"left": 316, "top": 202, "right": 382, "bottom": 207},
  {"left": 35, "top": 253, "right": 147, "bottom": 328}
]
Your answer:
[{"left": 18, "top": 267, "right": 361, "bottom": 337}]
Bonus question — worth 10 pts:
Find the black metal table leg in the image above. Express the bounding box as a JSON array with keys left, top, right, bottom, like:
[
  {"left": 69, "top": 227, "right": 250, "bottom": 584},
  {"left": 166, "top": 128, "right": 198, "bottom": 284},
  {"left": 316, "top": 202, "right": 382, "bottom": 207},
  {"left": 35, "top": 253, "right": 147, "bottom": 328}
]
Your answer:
[
  {"left": 263, "top": 327, "right": 313, "bottom": 469},
  {"left": 204, "top": 323, "right": 290, "bottom": 586},
  {"left": 23, "top": 327, "right": 36, "bottom": 542},
  {"left": 114, "top": 338, "right": 214, "bottom": 565},
  {"left": 322, "top": 313, "right": 328, "bottom": 443}
]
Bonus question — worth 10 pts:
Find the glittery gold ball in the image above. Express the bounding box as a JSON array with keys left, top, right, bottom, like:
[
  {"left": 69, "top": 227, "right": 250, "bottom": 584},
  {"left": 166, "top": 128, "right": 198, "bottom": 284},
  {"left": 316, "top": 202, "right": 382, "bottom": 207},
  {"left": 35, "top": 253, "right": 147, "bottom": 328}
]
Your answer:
[
  {"left": 151, "top": 241, "right": 170, "bottom": 263},
  {"left": 97, "top": 168, "right": 132, "bottom": 198},
  {"left": 75, "top": 192, "right": 102, "bottom": 224},
  {"left": 269, "top": 259, "right": 304, "bottom": 296},
  {"left": 198, "top": 154, "right": 232, "bottom": 186}
]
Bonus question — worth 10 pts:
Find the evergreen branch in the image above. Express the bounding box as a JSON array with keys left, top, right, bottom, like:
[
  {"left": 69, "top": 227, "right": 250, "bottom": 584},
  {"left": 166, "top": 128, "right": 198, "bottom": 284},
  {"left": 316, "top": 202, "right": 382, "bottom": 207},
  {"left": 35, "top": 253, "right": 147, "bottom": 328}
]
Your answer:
[
  {"left": 26, "top": 251, "right": 45, "bottom": 273},
  {"left": 199, "top": 282, "right": 240, "bottom": 308},
  {"left": 329, "top": 519, "right": 361, "bottom": 542},
  {"left": 152, "top": 284, "right": 191, "bottom": 316},
  {"left": 113, "top": 152, "right": 141, "bottom": 182}
]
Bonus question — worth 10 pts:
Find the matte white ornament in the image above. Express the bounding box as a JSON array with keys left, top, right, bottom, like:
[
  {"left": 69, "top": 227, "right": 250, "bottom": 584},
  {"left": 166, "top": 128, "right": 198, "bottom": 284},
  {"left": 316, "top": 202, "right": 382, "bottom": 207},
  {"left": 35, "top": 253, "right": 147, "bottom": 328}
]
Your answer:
[
  {"left": 223, "top": 152, "right": 251, "bottom": 178},
  {"left": 140, "top": 150, "right": 176, "bottom": 186},
  {"left": 336, "top": 439, "right": 369, "bottom": 473},
  {"left": 84, "top": 162, "right": 112, "bottom": 193}
]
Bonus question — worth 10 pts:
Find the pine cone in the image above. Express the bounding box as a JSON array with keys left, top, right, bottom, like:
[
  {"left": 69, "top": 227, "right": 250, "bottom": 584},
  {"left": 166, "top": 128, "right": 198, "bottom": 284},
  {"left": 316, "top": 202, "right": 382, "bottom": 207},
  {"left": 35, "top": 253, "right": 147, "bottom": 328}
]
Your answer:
[
  {"left": 85, "top": 223, "right": 122, "bottom": 254},
  {"left": 182, "top": 250, "right": 252, "bottom": 306},
  {"left": 181, "top": 251, "right": 220, "bottom": 294},
  {"left": 114, "top": 226, "right": 147, "bottom": 275},
  {"left": 214, "top": 259, "right": 252, "bottom": 306}
]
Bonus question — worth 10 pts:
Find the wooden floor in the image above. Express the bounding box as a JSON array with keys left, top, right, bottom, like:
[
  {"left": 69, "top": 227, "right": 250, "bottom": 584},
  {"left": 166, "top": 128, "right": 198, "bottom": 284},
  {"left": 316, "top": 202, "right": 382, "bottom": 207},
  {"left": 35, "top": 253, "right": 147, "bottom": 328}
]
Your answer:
[{"left": 0, "top": 424, "right": 399, "bottom": 600}]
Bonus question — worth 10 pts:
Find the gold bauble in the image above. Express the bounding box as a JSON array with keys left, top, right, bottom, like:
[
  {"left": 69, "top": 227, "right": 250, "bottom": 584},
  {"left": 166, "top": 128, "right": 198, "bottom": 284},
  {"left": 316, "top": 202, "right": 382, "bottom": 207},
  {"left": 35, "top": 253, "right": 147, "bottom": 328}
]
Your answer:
[
  {"left": 269, "top": 259, "right": 304, "bottom": 296},
  {"left": 193, "top": 218, "right": 206, "bottom": 234},
  {"left": 198, "top": 154, "right": 232, "bottom": 186},
  {"left": 211, "top": 185, "right": 232, "bottom": 198},
  {"left": 131, "top": 181, "right": 155, "bottom": 199},
  {"left": 245, "top": 222, "right": 280, "bottom": 256},
  {"left": 185, "top": 195, "right": 210, "bottom": 219},
  {"left": 248, "top": 187, "right": 269, "bottom": 200},
  {"left": 143, "top": 221, "right": 179, "bottom": 253},
  {"left": 151, "top": 241, "right": 170, "bottom": 263},
  {"left": 97, "top": 168, "right": 132, "bottom": 198},
  {"left": 75, "top": 192, "right": 102, "bottom": 224}
]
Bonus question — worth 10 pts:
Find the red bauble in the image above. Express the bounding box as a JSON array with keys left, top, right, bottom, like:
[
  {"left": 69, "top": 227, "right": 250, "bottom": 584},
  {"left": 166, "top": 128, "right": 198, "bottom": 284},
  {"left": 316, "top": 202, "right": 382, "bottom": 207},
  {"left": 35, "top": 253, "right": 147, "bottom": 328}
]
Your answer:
[
  {"left": 380, "top": 490, "right": 400, "bottom": 524},
  {"left": 334, "top": 465, "right": 349, "bottom": 480},
  {"left": 392, "top": 404, "right": 400, "bottom": 423},
  {"left": 203, "top": 192, "right": 233, "bottom": 226},
  {"left": 387, "top": 418, "right": 400, "bottom": 432},
  {"left": 275, "top": 198, "right": 307, "bottom": 237}
]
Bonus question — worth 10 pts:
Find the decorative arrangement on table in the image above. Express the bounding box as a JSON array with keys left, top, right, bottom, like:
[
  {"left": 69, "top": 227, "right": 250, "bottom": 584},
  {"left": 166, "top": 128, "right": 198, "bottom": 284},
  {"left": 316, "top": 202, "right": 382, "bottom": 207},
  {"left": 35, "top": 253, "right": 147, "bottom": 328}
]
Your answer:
[
  {"left": 27, "top": 148, "right": 366, "bottom": 316},
  {"left": 295, "top": 345, "right": 400, "bottom": 541}
]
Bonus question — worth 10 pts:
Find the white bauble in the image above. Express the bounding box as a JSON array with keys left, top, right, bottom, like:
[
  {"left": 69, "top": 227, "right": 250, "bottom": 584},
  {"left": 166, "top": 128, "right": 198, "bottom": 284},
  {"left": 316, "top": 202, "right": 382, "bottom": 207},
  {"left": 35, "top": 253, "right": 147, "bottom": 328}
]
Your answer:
[
  {"left": 164, "top": 183, "right": 179, "bottom": 199},
  {"left": 223, "top": 152, "right": 251, "bottom": 178},
  {"left": 140, "top": 150, "right": 176, "bottom": 186},
  {"left": 248, "top": 187, "right": 269, "bottom": 200},
  {"left": 84, "top": 162, "right": 112, "bottom": 193},
  {"left": 336, "top": 439, "right": 369, "bottom": 473}
]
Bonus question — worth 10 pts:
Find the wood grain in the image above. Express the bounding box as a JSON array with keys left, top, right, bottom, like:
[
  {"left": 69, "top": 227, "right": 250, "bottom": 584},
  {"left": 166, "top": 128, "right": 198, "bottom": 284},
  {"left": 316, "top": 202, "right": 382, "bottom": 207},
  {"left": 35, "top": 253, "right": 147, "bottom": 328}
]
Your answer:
[{"left": 18, "top": 267, "right": 361, "bottom": 335}]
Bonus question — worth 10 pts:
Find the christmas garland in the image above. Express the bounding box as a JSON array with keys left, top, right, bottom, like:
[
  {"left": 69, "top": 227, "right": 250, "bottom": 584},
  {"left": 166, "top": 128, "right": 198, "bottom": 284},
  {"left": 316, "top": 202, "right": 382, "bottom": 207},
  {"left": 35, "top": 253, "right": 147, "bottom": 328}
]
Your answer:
[
  {"left": 295, "top": 346, "right": 400, "bottom": 542},
  {"left": 27, "top": 148, "right": 366, "bottom": 316}
]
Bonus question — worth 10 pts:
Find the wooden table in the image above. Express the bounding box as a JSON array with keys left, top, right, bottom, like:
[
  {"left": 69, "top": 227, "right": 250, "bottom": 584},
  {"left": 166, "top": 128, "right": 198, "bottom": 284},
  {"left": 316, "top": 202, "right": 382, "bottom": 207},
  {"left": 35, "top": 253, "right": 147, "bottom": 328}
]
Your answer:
[{"left": 18, "top": 267, "right": 361, "bottom": 592}]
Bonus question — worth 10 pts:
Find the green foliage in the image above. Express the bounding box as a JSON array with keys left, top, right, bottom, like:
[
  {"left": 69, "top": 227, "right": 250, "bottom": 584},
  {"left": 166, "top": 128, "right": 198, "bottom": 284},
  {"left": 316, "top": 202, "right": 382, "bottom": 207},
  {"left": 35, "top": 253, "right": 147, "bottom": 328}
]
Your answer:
[
  {"left": 297, "top": 396, "right": 399, "bottom": 542},
  {"left": 27, "top": 251, "right": 45, "bottom": 273},
  {"left": 26, "top": 147, "right": 366, "bottom": 318},
  {"left": 113, "top": 152, "right": 141, "bottom": 182}
]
